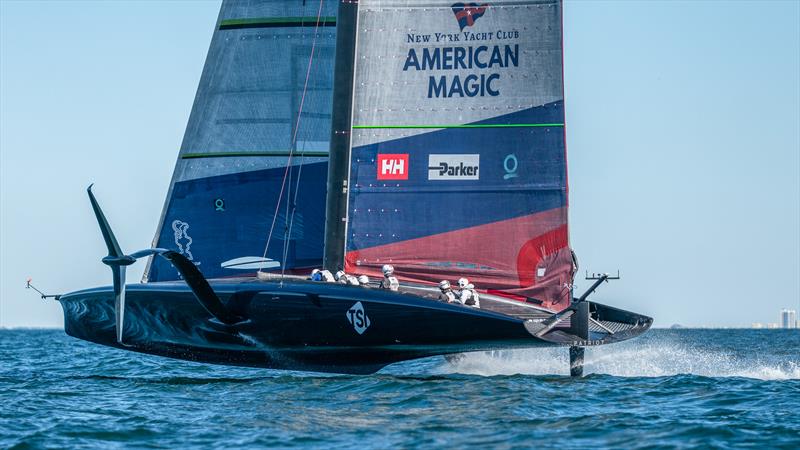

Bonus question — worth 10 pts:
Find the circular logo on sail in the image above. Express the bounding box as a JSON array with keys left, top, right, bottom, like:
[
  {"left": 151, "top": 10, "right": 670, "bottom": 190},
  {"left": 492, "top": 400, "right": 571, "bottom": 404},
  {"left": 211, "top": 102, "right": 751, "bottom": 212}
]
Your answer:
[{"left": 503, "top": 154, "right": 518, "bottom": 180}]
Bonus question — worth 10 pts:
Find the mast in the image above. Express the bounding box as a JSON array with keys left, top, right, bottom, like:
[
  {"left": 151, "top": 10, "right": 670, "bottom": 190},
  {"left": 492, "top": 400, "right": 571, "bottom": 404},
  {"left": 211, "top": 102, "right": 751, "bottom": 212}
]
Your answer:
[{"left": 323, "top": 0, "right": 359, "bottom": 271}]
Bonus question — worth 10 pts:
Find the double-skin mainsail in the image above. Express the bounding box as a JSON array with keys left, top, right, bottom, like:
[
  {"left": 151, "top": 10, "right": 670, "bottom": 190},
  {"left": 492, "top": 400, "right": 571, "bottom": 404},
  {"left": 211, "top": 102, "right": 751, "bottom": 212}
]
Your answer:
[{"left": 326, "top": 0, "right": 572, "bottom": 311}]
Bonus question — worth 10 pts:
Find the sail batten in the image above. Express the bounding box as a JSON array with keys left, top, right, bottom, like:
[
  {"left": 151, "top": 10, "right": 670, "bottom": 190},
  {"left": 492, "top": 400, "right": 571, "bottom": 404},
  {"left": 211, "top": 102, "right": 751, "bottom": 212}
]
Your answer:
[
  {"left": 181, "top": 151, "right": 329, "bottom": 159},
  {"left": 352, "top": 123, "right": 564, "bottom": 129},
  {"left": 219, "top": 16, "right": 337, "bottom": 30}
]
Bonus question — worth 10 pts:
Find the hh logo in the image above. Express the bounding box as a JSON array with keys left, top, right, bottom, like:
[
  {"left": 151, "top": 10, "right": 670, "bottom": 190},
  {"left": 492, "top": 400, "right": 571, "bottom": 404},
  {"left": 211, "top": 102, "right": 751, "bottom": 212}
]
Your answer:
[
  {"left": 346, "top": 301, "right": 371, "bottom": 335},
  {"left": 377, "top": 154, "right": 409, "bottom": 180},
  {"left": 451, "top": 3, "right": 488, "bottom": 31}
]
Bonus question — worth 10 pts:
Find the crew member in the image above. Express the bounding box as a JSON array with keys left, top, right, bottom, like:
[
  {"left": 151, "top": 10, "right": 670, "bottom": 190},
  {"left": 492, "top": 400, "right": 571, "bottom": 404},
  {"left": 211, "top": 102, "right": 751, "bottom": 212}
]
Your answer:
[
  {"left": 335, "top": 270, "right": 362, "bottom": 285},
  {"left": 357, "top": 275, "right": 370, "bottom": 286},
  {"left": 438, "top": 280, "right": 458, "bottom": 303},
  {"left": 345, "top": 273, "right": 361, "bottom": 285},
  {"left": 457, "top": 277, "right": 480, "bottom": 308},
  {"left": 320, "top": 270, "right": 335, "bottom": 282},
  {"left": 379, "top": 264, "right": 400, "bottom": 291}
]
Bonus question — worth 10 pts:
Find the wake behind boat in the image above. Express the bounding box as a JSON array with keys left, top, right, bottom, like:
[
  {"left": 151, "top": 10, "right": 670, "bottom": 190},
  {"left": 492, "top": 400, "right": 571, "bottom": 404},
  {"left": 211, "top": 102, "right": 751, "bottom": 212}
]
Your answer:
[{"left": 45, "top": 0, "right": 651, "bottom": 376}]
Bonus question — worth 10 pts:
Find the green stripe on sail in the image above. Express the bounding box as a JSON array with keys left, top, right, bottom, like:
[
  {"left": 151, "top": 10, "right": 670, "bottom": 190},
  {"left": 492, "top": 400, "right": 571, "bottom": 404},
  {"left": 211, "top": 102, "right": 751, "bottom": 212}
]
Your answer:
[
  {"left": 351, "top": 123, "right": 565, "bottom": 129},
  {"left": 181, "top": 151, "right": 329, "bottom": 159},
  {"left": 219, "top": 17, "right": 336, "bottom": 29}
]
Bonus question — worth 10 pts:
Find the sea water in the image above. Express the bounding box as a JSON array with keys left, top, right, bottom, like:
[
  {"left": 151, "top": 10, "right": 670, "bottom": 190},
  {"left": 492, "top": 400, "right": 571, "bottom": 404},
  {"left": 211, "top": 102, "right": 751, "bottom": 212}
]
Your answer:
[{"left": 1, "top": 329, "right": 798, "bottom": 448}]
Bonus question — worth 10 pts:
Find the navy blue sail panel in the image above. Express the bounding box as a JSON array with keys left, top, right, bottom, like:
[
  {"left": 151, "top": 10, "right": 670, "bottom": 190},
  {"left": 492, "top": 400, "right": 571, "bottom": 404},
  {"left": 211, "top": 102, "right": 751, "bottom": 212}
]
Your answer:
[
  {"left": 348, "top": 103, "right": 566, "bottom": 249},
  {"left": 345, "top": 0, "right": 572, "bottom": 310},
  {"left": 148, "top": 163, "right": 327, "bottom": 281},
  {"left": 146, "top": 0, "right": 337, "bottom": 282}
]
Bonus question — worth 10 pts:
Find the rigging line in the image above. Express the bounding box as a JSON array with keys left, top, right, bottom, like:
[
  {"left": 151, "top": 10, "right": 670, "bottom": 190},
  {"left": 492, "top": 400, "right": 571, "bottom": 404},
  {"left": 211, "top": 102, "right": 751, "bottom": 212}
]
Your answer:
[
  {"left": 281, "top": 17, "right": 316, "bottom": 277},
  {"left": 281, "top": 145, "right": 303, "bottom": 277},
  {"left": 258, "top": 0, "right": 325, "bottom": 275},
  {"left": 280, "top": 133, "right": 311, "bottom": 278},
  {"left": 280, "top": 8, "right": 324, "bottom": 279},
  {"left": 281, "top": 9, "right": 306, "bottom": 271},
  {"left": 279, "top": 6, "right": 316, "bottom": 278},
  {"left": 280, "top": 8, "right": 319, "bottom": 280},
  {"left": 280, "top": 151, "right": 305, "bottom": 278}
]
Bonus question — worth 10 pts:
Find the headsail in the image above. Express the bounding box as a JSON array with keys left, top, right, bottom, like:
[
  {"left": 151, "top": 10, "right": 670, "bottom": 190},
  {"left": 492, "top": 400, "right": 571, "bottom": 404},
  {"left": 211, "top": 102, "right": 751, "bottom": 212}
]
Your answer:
[
  {"left": 343, "top": 0, "right": 573, "bottom": 310},
  {"left": 146, "top": 0, "right": 338, "bottom": 282}
]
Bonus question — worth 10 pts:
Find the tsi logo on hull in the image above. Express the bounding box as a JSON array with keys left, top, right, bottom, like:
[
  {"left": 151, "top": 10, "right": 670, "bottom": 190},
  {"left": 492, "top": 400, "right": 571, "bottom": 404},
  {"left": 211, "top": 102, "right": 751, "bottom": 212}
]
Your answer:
[
  {"left": 377, "top": 154, "right": 409, "bottom": 180},
  {"left": 428, "top": 154, "right": 480, "bottom": 180},
  {"left": 346, "top": 301, "right": 371, "bottom": 335}
]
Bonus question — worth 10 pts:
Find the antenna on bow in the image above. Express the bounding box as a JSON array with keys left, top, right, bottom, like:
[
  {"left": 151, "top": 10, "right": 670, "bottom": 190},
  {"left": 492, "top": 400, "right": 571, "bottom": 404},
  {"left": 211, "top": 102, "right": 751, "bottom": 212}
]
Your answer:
[
  {"left": 577, "top": 271, "right": 620, "bottom": 303},
  {"left": 26, "top": 278, "right": 60, "bottom": 300}
]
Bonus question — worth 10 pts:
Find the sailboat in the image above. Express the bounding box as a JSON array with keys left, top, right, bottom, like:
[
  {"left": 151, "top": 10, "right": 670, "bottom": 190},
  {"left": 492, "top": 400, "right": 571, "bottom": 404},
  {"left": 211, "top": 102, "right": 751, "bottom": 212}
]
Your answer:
[{"left": 54, "top": 0, "right": 651, "bottom": 376}]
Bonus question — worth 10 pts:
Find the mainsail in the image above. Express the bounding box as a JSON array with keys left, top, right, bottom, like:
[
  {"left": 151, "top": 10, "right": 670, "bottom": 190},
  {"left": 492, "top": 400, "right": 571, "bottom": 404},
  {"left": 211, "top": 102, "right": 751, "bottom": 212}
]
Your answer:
[
  {"left": 146, "top": 0, "right": 338, "bottom": 282},
  {"left": 342, "top": 0, "right": 573, "bottom": 310}
]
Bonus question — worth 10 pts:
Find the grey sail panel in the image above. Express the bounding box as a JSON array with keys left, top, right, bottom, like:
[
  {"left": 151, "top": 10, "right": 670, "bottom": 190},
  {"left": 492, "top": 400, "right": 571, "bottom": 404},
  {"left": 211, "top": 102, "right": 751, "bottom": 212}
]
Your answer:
[{"left": 146, "top": 0, "right": 338, "bottom": 282}]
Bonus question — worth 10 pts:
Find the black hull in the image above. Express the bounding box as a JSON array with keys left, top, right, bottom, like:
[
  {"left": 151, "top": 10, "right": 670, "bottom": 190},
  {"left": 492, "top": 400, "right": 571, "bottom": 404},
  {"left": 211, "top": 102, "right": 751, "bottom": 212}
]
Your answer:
[{"left": 59, "top": 279, "right": 552, "bottom": 374}]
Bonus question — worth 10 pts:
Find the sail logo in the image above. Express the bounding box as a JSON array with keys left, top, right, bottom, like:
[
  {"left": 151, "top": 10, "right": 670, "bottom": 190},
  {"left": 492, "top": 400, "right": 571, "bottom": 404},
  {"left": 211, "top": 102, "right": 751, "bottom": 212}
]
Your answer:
[
  {"left": 377, "top": 154, "right": 409, "bottom": 180},
  {"left": 503, "top": 154, "right": 518, "bottom": 180},
  {"left": 451, "top": 3, "right": 489, "bottom": 31},
  {"left": 428, "top": 154, "right": 480, "bottom": 180},
  {"left": 171, "top": 220, "right": 198, "bottom": 264},
  {"left": 346, "top": 301, "right": 371, "bottom": 335}
]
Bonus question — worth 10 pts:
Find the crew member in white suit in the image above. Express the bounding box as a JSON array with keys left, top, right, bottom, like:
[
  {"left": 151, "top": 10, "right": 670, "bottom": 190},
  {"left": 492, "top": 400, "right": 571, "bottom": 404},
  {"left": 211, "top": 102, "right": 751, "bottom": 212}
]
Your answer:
[
  {"left": 438, "top": 280, "right": 458, "bottom": 303},
  {"left": 335, "top": 270, "right": 361, "bottom": 285},
  {"left": 457, "top": 277, "right": 480, "bottom": 308},
  {"left": 379, "top": 264, "right": 399, "bottom": 291},
  {"left": 320, "top": 270, "right": 335, "bottom": 282}
]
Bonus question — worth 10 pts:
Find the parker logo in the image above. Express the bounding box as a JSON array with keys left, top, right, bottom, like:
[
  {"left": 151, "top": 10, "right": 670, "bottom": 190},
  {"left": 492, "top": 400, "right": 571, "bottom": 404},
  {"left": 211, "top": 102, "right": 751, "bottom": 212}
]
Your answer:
[
  {"left": 377, "top": 154, "right": 409, "bottom": 180},
  {"left": 451, "top": 3, "right": 489, "bottom": 31},
  {"left": 428, "top": 154, "right": 480, "bottom": 180},
  {"left": 346, "top": 301, "right": 371, "bottom": 335}
]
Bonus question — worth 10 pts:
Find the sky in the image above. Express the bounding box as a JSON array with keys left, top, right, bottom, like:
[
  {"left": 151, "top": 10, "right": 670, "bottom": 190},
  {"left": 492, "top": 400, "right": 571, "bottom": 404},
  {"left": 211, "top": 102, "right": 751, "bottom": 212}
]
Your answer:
[{"left": 1, "top": 0, "right": 798, "bottom": 328}]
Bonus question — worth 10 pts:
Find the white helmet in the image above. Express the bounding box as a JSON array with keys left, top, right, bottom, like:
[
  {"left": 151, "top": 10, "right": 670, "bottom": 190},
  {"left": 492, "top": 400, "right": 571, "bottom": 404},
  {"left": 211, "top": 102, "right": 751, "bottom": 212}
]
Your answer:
[
  {"left": 335, "top": 270, "right": 346, "bottom": 280},
  {"left": 439, "top": 280, "right": 451, "bottom": 291},
  {"left": 382, "top": 264, "right": 394, "bottom": 276},
  {"left": 358, "top": 275, "right": 370, "bottom": 285},
  {"left": 458, "top": 277, "right": 469, "bottom": 289},
  {"left": 311, "top": 269, "right": 320, "bottom": 276}
]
